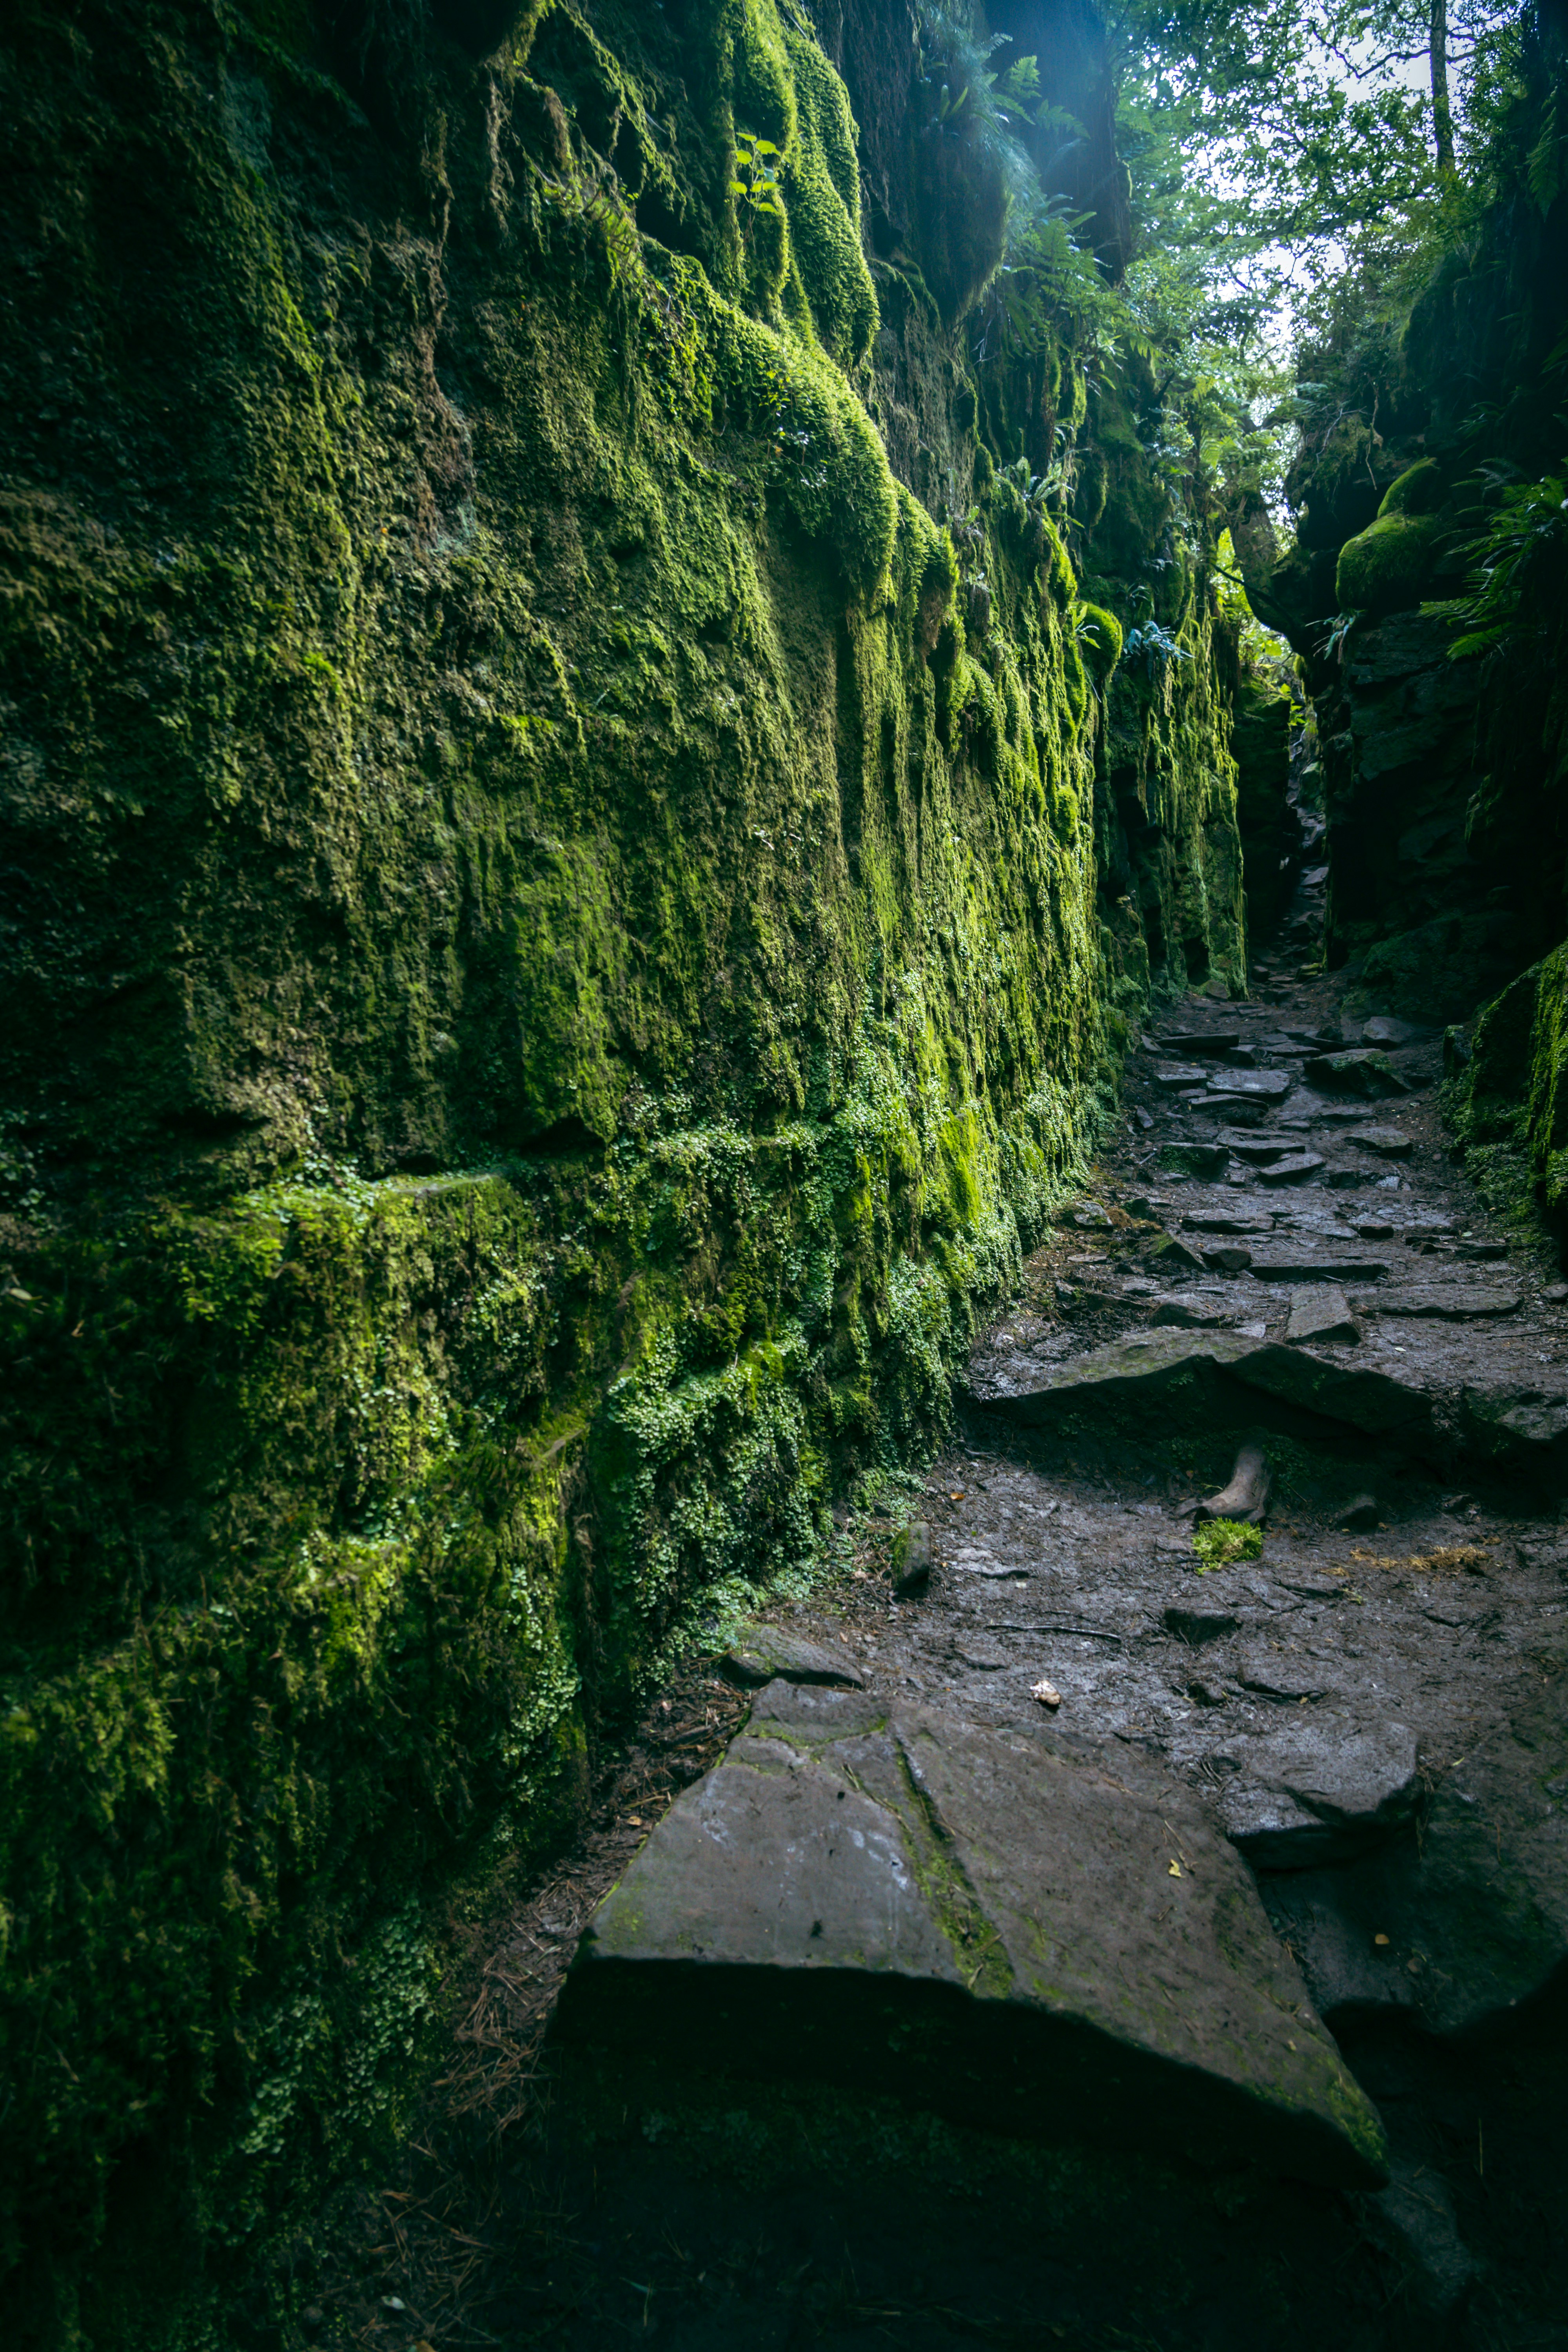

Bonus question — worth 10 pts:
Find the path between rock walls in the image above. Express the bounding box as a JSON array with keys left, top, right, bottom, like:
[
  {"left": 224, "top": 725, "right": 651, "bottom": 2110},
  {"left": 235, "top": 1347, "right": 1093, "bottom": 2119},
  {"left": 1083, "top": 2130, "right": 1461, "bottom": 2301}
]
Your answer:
[{"left": 297, "top": 957, "right": 1568, "bottom": 2352}]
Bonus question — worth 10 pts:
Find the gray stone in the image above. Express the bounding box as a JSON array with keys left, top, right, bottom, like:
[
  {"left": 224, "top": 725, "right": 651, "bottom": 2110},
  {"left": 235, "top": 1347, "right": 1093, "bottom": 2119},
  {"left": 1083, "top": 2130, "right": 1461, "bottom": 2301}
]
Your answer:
[
  {"left": 1156, "top": 1142, "right": 1231, "bottom": 1179},
  {"left": 1066, "top": 1200, "right": 1113, "bottom": 1228},
  {"left": 1249, "top": 1256, "right": 1387, "bottom": 1283},
  {"left": 1408, "top": 1685, "right": 1568, "bottom": 2035},
  {"left": 1256, "top": 1154, "right": 1326, "bottom": 1185},
  {"left": 1144, "top": 1230, "right": 1207, "bottom": 1275},
  {"left": 1203, "top": 1244, "right": 1254, "bottom": 1273},
  {"left": 1156, "top": 1062, "right": 1209, "bottom": 1089},
  {"left": 1181, "top": 1211, "right": 1274, "bottom": 1233},
  {"left": 1303, "top": 1049, "right": 1410, "bottom": 1098},
  {"left": 1454, "top": 1238, "right": 1507, "bottom": 1260},
  {"left": 1286, "top": 1287, "right": 1358, "bottom": 1345},
  {"left": 985, "top": 1328, "right": 1436, "bottom": 1448},
  {"left": 724, "top": 1628, "right": 866, "bottom": 1689},
  {"left": 1361, "top": 1016, "right": 1434, "bottom": 1046},
  {"left": 1339, "top": 1493, "right": 1380, "bottom": 1530},
  {"left": 1266, "top": 1680, "right": 1568, "bottom": 2040},
  {"left": 1222, "top": 1135, "right": 1298, "bottom": 1163},
  {"left": 559, "top": 1687, "right": 1388, "bottom": 2186},
  {"left": 891, "top": 1519, "right": 933, "bottom": 1599},
  {"left": 1348, "top": 1126, "right": 1413, "bottom": 1158},
  {"left": 1204, "top": 1069, "right": 1292, "bottom": 1100},
  {"left": 1191, "top": 1092, "right": 1270, "bottom": 1123},
  {"left": 1369, "top": 1285, "right": 1522, "bottom": 1319},
  {"left": 1153, "top": 1292, "right": 1233, "bottom": 1328},
  {"left": 1214, "top": 1720, "right": 1420, "bottom": 1869}
]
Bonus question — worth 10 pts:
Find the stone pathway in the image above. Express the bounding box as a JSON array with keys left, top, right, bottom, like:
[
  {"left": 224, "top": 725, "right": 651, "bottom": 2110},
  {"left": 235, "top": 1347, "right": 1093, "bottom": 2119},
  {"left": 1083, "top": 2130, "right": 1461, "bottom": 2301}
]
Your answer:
[{"left": 552, "top": 968, "right": 1568, "bottom": 2337}]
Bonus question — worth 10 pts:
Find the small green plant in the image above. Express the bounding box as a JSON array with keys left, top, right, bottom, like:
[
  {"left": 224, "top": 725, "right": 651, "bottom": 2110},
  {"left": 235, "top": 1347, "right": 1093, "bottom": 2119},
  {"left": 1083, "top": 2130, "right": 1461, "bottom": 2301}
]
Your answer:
[
  {"left": 1424, "top": 466, "right": 1568, "bottom": 661},
  {"left": 731, "top": 132, "right": 784, "bottom": 219},
  {"left": 1192, "top": 1517, "right": 1263, "bottom": 1572}
]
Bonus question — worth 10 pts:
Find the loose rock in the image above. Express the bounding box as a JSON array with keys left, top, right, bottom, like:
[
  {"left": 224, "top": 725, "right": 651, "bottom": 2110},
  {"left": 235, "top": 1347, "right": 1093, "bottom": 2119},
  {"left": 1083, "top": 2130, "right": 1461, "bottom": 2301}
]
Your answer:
[
  {"left": 1348, "top": 1126, "right": 1413, "bottom": 1158},
  {"left": 724, "top": 1630, "right": 866, "bottom": 1689},
  {"left": 1256, "top": 1153, "right": 1327, "bottom": 1185},
  {"left": 1286, "top": 1287, "right": 1359, "bottom": 1345}
]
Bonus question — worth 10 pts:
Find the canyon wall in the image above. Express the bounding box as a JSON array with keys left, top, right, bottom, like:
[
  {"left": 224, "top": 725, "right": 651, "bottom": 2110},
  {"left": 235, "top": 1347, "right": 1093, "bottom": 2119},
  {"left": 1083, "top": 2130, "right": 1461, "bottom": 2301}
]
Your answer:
[{"left": 0, "top": 0, "right": 1249, "bottom": 2338}]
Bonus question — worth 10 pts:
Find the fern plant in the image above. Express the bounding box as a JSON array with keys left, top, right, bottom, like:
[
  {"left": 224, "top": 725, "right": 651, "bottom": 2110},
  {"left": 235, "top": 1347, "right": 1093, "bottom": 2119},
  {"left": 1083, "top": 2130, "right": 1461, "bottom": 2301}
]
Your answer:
[{"left": 1425, "top": 468, "right": 1568, "bottom": 661}]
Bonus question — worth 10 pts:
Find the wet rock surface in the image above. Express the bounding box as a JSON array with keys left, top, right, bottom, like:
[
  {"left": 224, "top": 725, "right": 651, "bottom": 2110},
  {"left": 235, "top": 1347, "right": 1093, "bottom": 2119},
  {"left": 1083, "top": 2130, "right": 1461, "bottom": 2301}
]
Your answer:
[
  {"left": 561, "top": 1683, "right": 1386, "bottom": 2185},
  {"left": 548, "top": 975, "right": 1568, "bottom": 2345}
]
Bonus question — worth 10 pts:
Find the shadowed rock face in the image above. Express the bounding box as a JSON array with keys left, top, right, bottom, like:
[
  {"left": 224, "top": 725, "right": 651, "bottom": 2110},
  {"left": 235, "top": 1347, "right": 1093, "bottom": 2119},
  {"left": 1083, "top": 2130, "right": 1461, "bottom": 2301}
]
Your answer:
[{"left": 558, "top": 1682, "right": 1389, "bottom": 2188}]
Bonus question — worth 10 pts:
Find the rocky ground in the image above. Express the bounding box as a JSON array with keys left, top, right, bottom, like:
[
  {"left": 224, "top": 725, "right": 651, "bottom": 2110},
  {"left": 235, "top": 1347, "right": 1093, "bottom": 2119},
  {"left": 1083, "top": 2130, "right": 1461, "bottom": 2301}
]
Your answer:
[{"left": 288, "top": 959, "right": 1568, "bottom": 2352}]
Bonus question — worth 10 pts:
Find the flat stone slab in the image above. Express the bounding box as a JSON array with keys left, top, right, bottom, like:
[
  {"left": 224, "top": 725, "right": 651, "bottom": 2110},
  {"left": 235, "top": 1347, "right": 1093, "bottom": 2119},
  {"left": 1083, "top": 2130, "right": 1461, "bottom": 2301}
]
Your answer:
[
  {"left": 723, "top": 1629, "right": 866, "bottom": 1688},
  {"left": 1204, "top": 1069, "right": 1292, "bottom": 1099},
  {"left": 1348, "top": 1127, "right": 1413, "bottom": 1158},
  {"left": 1153, "top": 1292, "right": 1234, "bottom": 1327},
  {"left": 558, "top": 1684, "right": 1387, "bottom": 2185},
  {"left": 1181, "top": 1212, "right": 1275, "bottom": 1234},
  {"left": 1223, "top": 1136, "right": 1299, "bottom": 1163},
  {"left": 1256, "top": 1154, "right": 1325, "bottom": 1185},
  {"left": 1214, "top": 1721, "right": 1420, "bottom": 1869},
  {"left": 1250, "top": 1256, "right": 1388, "bottom": 1284},
  {"left": 1366, "top": 1285, "right": 1522, "bottom": 1320},
  {"left": 1156, "top": 1142, "right": 1231, "bottom": 1178},
  {"left": 983, "top": 1327, "right": 1435, "bottom": 1444},
  {"left": 1287, "top": 1287, "right": 1358, "bottom": 1345},
  {"left": 1156, "top": 1063, "right": 1209, "bottom": 1089}
]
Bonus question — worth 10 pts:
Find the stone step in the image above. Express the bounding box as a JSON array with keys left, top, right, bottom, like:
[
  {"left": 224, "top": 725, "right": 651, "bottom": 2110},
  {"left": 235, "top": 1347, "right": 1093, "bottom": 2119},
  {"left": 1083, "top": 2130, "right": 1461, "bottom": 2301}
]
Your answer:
[
  {"left": 556, "top": 1684, "right": 1388, "bottom": 2187},
  {"left": 1262, "top": 1679, "right": 1568, "bottom": 2038},
  {"left": 1356, "top": 1284, "right": 1522, "bottom": 1320},
  {"left": 1158, "top": 1031, "right": 1242, "bottom": 1056},
  {"left": 1249, "top": 1256, "right": 1391, "bottom": 1283},
  {"left": 981, "top": 1328, "right": 1568, "bottom": 1477}
]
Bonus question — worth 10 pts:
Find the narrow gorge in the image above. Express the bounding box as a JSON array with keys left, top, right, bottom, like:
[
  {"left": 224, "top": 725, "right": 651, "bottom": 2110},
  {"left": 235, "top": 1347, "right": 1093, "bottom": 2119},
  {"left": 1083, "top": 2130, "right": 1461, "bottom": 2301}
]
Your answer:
[{"left": 2, "top": 0, "right": 1566, "bottom": 2345}]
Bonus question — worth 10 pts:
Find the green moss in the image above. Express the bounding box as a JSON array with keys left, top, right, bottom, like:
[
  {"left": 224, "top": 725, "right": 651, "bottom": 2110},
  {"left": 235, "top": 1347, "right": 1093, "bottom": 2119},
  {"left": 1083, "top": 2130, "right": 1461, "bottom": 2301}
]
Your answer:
[
  {"left": 1077, "top": 601, "right": 1123, "bottom": 681},
  {"left": 1193, "top": 1518, "right": 1264, "bottom": 1571},
  {"left": 1377, "top": 457, "right": 1446, "bottom": 516},
  {"left": 1334, "top": 511, "right": 1443, "bottom": 614},
  {"left": 782, "top": 25, "right": 877, "bottom": 367},
  {"left": 0, "top": 0, "right": 1251, "bottom": 2335},
  {"left": 1449, "top": 944, "right": 1568, "bottom": 1231}
]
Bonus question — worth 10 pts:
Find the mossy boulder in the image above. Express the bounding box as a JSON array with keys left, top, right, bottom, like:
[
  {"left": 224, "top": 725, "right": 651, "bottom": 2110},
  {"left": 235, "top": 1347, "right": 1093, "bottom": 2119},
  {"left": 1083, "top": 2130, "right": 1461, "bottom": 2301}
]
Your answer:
[
  {"left": 1335, "top": 510, "right": 1444, "bottom": 615},
  {"left": 1378, "top": 457, "right": 1446, "bottom": 517}
]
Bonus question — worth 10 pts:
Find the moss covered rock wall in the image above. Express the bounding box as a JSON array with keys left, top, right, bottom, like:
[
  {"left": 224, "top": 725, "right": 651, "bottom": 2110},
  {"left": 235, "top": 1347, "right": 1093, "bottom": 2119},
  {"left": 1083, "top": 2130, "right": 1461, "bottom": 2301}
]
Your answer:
[
  {"left": 0, "top": 1, "right": 1247, "bottom": 2337},
  {"left": 1238, "top": 42, "right": 1568, "bottom": 1021}
]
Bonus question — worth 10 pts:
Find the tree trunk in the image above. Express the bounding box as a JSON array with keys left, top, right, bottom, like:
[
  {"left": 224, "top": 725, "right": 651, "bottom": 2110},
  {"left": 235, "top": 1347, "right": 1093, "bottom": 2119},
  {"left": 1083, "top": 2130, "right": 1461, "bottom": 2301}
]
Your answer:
[{"left": 1430, "top": 0, "right": 1456, "bottom": 173}]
